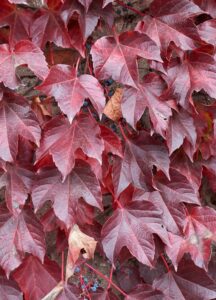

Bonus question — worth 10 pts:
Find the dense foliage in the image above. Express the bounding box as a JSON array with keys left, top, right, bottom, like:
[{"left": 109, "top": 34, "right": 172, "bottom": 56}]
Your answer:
[{"left": 0, "top": 0, "right": 216, "bottom": 299}]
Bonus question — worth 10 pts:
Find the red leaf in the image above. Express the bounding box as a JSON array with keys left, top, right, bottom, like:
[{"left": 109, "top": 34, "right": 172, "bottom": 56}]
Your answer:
[
  {"left": 0, "top": 205, "right": 45, "bottom": 276},
  {"left": 0, "top": 40, "right": 49, "bottom": 89},
  {"left": 198, "top": 20, "right": 216, "bottom": 45},
  {"left": 100, "top": 124, "right": 123, "bottom": 157},
  {"left": 35, "top": 113, "right": 104, "bottom": 179},
  {"left": 91, "top": 31, "right": 162, "bottom": 88},
  {"left": 37, "top": 64, "right": 105, "bottom": 122},
  {"left": 122, "top": 73, "right": 172, "bottom": 136},
  {"left": 152, "top": 169, "right": 201, "bottom": 233},
  {"left": 61, "top": 0, "right": 113, "bottom": 40},
  {"left": 0, "top": 90, "right": 41, "bottom": 162},
  {"left": 30, "top": 5, "right": 71, "bottom": 50},
  {"left": 153, "top": 259, "right": 216, "bottom": 299},
  {"left": 0, "top": 1, "right": 32, "bottom": 45},
  {"left": 161, "top": 51, "right": 216, "bottom": 109},
  {"left": 32, "top": 160, "right": 102, "bottom": 228},
  {"left": 194, "top": 0, "right": 216, "bottom": 18},
  {"left": 136, "top": 0, "right": 202, "bottom": 53},
  {"left": 166, "top": 206, "right": 216, "bottom": 270},
  {"left": 166, "top": 109, "right": 197, "bottom": 155},
  {"left": 0, "top": 163, "right": 33, "bottom": 214},
  {"left": 112, "top": 130, "right": 170, "bottom": 196},
  {"left": 0, "top": 273, "right": 22, "bottom": 299},
  {"left": 126, "top": 284, "right": 164, "bottom": 300},
  {"left": 171, "top": 150, "right": 202, "bottom": 192},
  {"left": 102, "top": 200, "right": 169, "bottom": 266},
  {"left": 13, "top": 255, "right": 61, "bottom": 300}
]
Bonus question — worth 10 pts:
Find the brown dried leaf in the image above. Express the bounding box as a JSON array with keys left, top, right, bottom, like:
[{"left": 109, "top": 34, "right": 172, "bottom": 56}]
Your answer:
[
  {"left": 103, "top": 88, "right": 123, "bottom": 121},
  {"left": 66, "top": 224, "right": 97, "bottom": 280}
]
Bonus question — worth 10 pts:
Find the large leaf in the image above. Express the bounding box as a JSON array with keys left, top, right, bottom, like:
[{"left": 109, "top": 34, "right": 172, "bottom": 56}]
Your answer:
[
  {"left": 102, "top": 200, "right": 169, "bottom": 266},
  {"left": 136, "top": 0, "right": 202, "bottom": 53},
  {"left": 13, "top": 255, "right": 61, "bottom": 300},
  {"left": 0, "top": 273, "right": 23, "bottom": 299},
  {"left": 152, "top": 169, "right": 201, "bottom": 233},
  {"left": 112, "top": 130, "right": 170, "bottom": 196},
  {"left": 0, "top": 205, "right": 45, "bottom": 276},
  {"left": 0, "top": 163, "right": 33, "bottom": 214},
  {"left": 37, "top": 64, "right": 106, "bottom": 122},
  {"left": 0, "top": 90, "right": 41, "bottom": 162},
  {"left": 35, "top": 113, "right": 104, "bottom": 179},
  {"left": 166, "top": 109, "right": 197, "bottom": 155},
  {"left": 161, "top": 51, "right": 216, "bottom": 109},
  {"left": 122, "top": 73, "right": 172, "bottom": 137},
  {"left": 0, "top": 0, "right": 32, "bottom": 45},
  {"left": 30, "top": 3, "right": 71, "bottom": 49},
  {"left": 153, "top": 259, "right": 216, "bottom": 299},
  {"left": 166, "top": 206, "right": 216, "bottom": 270},
  {"left": 91, "top": 31, "right": 162, "bottom": 88},
  {"left": 32, "top": 160, "right": 102, "bottom": 228},
  {"left": 0, "top": 40, "right": 49, "bottom": 89}
]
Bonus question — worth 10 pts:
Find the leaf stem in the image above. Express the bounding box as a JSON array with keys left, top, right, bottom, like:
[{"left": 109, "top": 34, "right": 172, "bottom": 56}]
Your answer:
[
  {"left": 115, "top": 0, "right": 145, "bottom": 17},
  {"left": 85, "top": 262, "right": 127, "bottom": 297}
]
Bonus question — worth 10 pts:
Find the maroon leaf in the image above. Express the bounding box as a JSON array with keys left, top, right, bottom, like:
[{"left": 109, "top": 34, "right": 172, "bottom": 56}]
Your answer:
[
  {"left": 153, "top": 259, "right": 216, "bottom": 299},
  {"left": 0, "top": 163, "right": 33, "bottom": 214},
  {"left": 0, "top": 90, "right": 41, "bottom": 162},
  {"left": 0, "top": 40, "right": 49, "bottom": 89},
  {"left": 126, "top": 284, "right": 164, "bottom": 300},
  {"left": 194, "top": 0, "right": 216, "bottom": 18},
  {"left": 0, "top": 273, "right": 22, "bottom": 299},
  {"left": 171, "top": 150, "right": 202, "bottom": 192},
  {"left": 100, "top": 124, "right": 123, "bottom": 157},
  {"left": 166, "top": 109, "right": 197, "bottom": 155},
  {"left": 198, "top": 20, "right": 216, "bottom": 45},
  {"left": 30, "top": 3, "right": 71, "bottom": 50},
  {"left": 136, "top": 0, "right": 202, "bottom": 53},
  {"left": 13, "top": 255, "right": 61, "bottom": 300},
  {"left": 0, "top": 205, "right": 45, "bottom": 276},
  {"left": 166, "top": 206, "right": 216, "bottom": 270},
  {"left": 32, "top": 160, "right": 102, "bottom": 228},
  {"left": 122, "top": 73, "right": 172, "bottom": 136},
  {"left": 35, "top": 113, "right": 104, "bottom": 179},
  {"left": 91, "top": 31, "right": 162, "bottom": 88},
  {"left": 102, "top": 200, "right": 169, "bottom": 266},
  {"left": 0, "top": 1, "right": 32, "bottom": 45},
  {"left": 112, "top": 130, "right": 170, "bottom": 196},
  {"left": 152, "top": 169, "right": 200, "bottom": 233},
  {"left": 37, "top": 64, "right": 105, "bottom": 122},
  {"left": 161, "top": 51, "right": 216, "bottom": 109},
  {"left": 61, "top": 0, "right": 114, "bottom": 40}
]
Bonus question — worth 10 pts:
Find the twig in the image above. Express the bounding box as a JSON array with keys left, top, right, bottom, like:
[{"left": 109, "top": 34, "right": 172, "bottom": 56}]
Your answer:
[
  {"left": 115, "top": 0, "right": 145, "bottom": 17},
  {"left": 85, "top": 262, "right": 128, "bottom": 297}
]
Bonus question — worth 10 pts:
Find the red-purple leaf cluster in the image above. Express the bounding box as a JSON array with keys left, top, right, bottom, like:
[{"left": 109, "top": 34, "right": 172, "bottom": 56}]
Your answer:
[{"left": 0, "top": 0, "right": 216, "bottom": 299}]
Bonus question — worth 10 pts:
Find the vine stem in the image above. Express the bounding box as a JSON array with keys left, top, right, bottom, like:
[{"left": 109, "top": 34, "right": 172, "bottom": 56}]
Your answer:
[
  {"left": 85, "top": 263, "right": 128, "bottom": 297},
  {"left": 107, "top": 265, "right": 114, "bottom": 289},
  {"left": 115, "top": 0, "right": 145, "bottom": 17},
  {"left": 160, "top": 253, "right": 170, "bottom": 272},
  {"left": 61, "top": 251, "right": 65, "bottom": 282}
]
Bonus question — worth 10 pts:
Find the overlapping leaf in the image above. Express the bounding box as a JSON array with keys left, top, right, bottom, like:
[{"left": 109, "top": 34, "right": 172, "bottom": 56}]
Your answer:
[
  {"left": 35, "top": 113, "right": 104, "bottom": 179},
  {"left": 0, "top": 40, "right": 49, "bottom": 89},
  {"left": 0, "top": 205, "right": 45, "bottom": 276},
  {"left": 0, "top": 90, "right": 41, "bottom": 162},
  {"left": 13, "top": 256, "right": 61, "bottom": 300},
  {"left": 91, "top": 31, "right": 162, "bottom": 88},
  {"left": 32, "top": 160, "right": 102, "bottom": 228},
  {"left": 102, "top": 200, "right": 169, "bottom": 266},
  {"left": 37, "top": 64, "right": 106, "bottom": 122}
]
